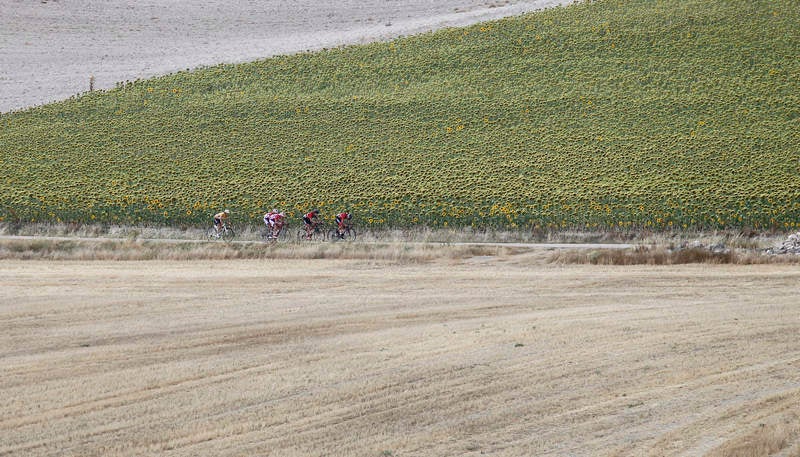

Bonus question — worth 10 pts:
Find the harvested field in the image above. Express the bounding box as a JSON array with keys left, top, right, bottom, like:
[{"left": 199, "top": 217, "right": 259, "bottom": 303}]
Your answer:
[
  {"left": 1, "top": 258, "right": 799, "bottom": 456},
  {"left": 0, "top": 0, "right": 568, "bottom": 113}
]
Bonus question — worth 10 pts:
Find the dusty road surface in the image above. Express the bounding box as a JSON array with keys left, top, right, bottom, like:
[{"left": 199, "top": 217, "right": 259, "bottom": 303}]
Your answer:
[
  {"left": 1, "top": 258, "right": 799, "bottom": 456},
  {"left": 0, "top": 0, "right": 570, "bottom": 113}
]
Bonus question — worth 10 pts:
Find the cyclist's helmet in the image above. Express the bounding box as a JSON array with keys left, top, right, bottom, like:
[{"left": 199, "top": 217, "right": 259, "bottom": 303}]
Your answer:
[
  {"left": 312, "top": 209, "right": 320, "bottom": 214},
  {"left": 224, "top": 209, "right": 231, "bottom": 214},
  {"left": 346, "top": 213, "right": 352, "bottom": 219},
  {"left": 272, "top": 208, "right": 278, "bottom": 213}
]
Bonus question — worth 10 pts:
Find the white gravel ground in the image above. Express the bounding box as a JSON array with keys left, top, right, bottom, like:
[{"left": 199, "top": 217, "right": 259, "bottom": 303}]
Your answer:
[{"left": 0, "top": 0, "right": 572, "bottom": 113}]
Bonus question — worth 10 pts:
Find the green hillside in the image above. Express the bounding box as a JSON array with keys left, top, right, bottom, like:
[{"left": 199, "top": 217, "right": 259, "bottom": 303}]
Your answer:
[{"left": 1, "top": 0, "right": 798, "bottom": 230}]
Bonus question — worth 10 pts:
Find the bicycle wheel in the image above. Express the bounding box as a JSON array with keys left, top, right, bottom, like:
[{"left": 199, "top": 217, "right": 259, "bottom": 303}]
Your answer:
[
  {"left": 328, "top": 228, "right": 341, "bottom": 242},
  {"left": 264, "top": 226, "right": 287, "bottom": 244},
  {"left": 297, "top": 228, "right": 310, "bottom": 241},
  {"left": 206, "top": 227, "right": 219, "bottom": 241},
  {"left": 344, "top": 227, "right": 357, "bottom": 241},
  {"left": 221, "top": 226, "right": 235, "bottom": 242},
  {"left": 277, "top": 225, "right": 290, "bottom": 242},
  {"left": 261, "top": 227, "right": 276, "bottom": 243}
]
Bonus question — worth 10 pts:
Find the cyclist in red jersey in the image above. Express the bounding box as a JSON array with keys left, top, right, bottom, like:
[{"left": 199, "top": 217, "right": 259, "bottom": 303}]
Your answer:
[
  {"left": 302, "top": 209, "right": 321, "bottom": 239},
  {"left": 264, "top": 209, "right": 286, "bottom": 239},
  {"left": 335, "top": 211, "right": 352, "bottom": 237}
]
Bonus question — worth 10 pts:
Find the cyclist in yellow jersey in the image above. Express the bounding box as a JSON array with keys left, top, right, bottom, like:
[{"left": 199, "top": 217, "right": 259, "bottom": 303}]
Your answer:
[{"left": 213, "top": 209, "right": 231, "bottom": 234}]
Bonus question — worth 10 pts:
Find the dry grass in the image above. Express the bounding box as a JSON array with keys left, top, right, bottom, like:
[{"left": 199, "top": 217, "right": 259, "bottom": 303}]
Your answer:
[
  {"left": 0, "top": 222, "right": 792, "bottom": 247},
  {"left": 3, "top": 224, "right": 798, "bottom": 266},
  {"left": 1, "top": 260, "right": 799, "bottom": 456},
  {"left": 0, "top": 237, "right": 505, "bottom": 262},
  {"left": 0, "top": 221, "right": 222, "bottom": 240},
  {"left": 549, "top": 246, "right": 800, "bottom": 265},
  {"left": 3, "top": 233, "right": 797, "bottom": 266},
  {"left": 706, "top": 410, "right": 800, "bottom": 457}
]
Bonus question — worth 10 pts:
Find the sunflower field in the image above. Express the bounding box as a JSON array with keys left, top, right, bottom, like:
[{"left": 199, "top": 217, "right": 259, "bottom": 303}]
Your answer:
[{"left": 1, "top": 0, "right": 798, "bottom": 231}]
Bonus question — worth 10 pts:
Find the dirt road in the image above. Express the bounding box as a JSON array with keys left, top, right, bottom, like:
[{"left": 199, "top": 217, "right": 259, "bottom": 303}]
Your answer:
[
  {"left": 1, "top": 259, "right": 798, "bottom": 456},
  {"left": 0, "top": 0, "right": 570, "bottom": 113}
]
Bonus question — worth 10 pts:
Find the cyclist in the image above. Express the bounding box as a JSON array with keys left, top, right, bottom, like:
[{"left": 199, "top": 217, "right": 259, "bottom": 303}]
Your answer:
[
  {"left": 263, "top": 208, "right": 277, "bottom": 229},
  {"left": 334, "top": 211, "right": 352, "bottom": 238},
  {"left": 213, "top": 209, "right": 231, "bottom": 235},
  {"left": 264, "top": 209, "right": 287, "bottom": 238},
  {"left": 302, "top": 209, "right": 321, "bottom": 239},
  {"left": 273, "top": 212, "right": 287, "bottom": 237}
]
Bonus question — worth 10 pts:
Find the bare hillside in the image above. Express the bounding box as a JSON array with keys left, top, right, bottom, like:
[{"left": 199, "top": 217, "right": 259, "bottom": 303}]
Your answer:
[{"left": 0, "top": 0, "right": 569, "bottom": 113}]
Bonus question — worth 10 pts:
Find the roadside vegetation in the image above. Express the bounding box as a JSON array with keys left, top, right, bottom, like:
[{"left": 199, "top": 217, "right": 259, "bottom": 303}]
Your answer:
[
  {"left": 4, "top": 236, "right": 800, "bottom": 264},
  {"left": 3, "top": 222, "right": 799, "bottom": 264},
  {"left": 1, "top": 0, "right": 797, "bottom": 231},
  {"left": 0, "top": 237, "right": 509, "bottom": 262},
  {"left": 549, "top": 246, "right": 800, "bottom": 265},
  {"left": 0, "top": 221, "right": 791, "bottom": 246}
]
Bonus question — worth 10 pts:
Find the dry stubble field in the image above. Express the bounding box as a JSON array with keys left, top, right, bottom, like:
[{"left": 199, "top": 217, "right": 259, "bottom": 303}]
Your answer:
[
  {"left": 1, "top": 254, "right": 799, "bottom": 456},
  {"left": 0, "top": 0, "right": 568, "bottom": 113}
]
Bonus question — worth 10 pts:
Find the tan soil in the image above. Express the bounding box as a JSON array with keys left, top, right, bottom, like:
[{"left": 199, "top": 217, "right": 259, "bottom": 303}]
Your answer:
[{"left": 1, "top": 258, "right": 799, "bottom": 456}]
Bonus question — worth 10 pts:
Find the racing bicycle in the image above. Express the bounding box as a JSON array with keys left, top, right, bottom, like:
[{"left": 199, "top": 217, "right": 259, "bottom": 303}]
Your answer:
[
  {"left": 328, "top": 225, "right": 357, "bottom": 242},
  {"left": 206, "top": 222, "right": 235, "bottom": 242},
  {"left": 261, "top": 223, "right": 289, "bottom": 243},
  {"left": 297, "top": 222, "right": 328, "bottom": 241}
]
